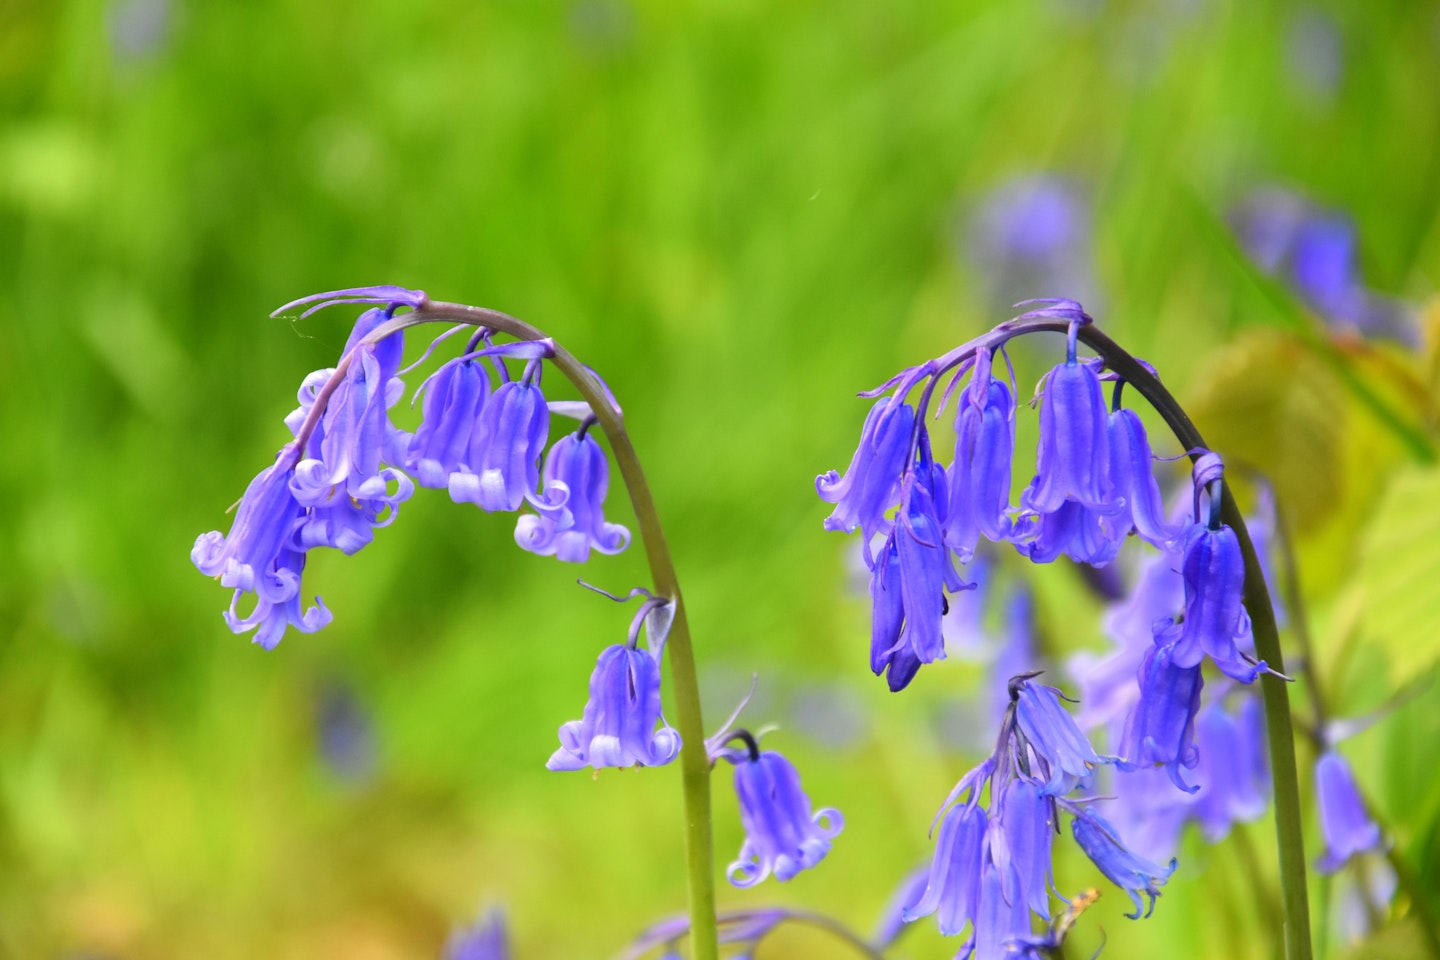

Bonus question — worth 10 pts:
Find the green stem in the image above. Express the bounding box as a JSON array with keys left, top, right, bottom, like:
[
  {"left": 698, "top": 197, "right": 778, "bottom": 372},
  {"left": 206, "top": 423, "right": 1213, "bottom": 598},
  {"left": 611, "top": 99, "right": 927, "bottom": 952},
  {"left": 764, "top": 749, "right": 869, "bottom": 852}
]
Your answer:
[
  {"left": 409, "top": 302, "right": 720, "bottom": 960},
  {"left": 1076, "top": 325, "right": 1315, "bottom": 960}
]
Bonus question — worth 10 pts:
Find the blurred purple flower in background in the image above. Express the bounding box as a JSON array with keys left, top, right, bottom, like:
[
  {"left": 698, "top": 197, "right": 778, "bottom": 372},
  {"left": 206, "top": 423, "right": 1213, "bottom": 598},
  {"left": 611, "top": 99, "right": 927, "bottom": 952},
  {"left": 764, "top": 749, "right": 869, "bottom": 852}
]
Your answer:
[
  {"left": 444, "top": 908, "right": 508, "bottom": 960},
  {"left": 1286, "top": 8, "right": 1344, "bottom": 103},
  {"left": 966, "top": 175, "right": 1099, "bottom": 314},
  {"left": 315, "top": 678, "right": 379, "bottom": 786},
  {"left": 1232, "top": 188, "right": 1418, "bottom": 345},
  {"left": 1314, "top": 750, "right": 1384, "bottom": 874}
]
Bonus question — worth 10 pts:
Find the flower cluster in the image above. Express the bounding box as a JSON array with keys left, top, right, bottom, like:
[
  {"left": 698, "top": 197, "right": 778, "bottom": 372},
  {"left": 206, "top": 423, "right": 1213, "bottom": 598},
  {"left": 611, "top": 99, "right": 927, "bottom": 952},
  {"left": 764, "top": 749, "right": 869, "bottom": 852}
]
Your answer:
[
  {"left": 817, "top": 301, "right": 1271, "bottom": 696},
  {"left": 901, "top": 675, "right": 1174, "bottom": 954},
  {"left": 191, "top": 287, "right": 632, "bottom": 648}
]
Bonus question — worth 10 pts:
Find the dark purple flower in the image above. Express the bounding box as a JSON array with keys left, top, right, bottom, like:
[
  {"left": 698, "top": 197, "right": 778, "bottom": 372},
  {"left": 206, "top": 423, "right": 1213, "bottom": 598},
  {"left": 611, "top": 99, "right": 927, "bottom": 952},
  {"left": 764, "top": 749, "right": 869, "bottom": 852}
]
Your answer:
[
  {"left": 1314, "top": 750, "right": 1382, "bottom": 873},
  {"left": 904, "top": 798, "right": 987, "bottom": 936},
  {"left": 547, "top": 643, "right": 680, "bottom": 771},
  {"left": 816, "top": 398, "right": 916, "bottom": 539},
  {"left": 726, "top": 748, "right": 843, "bottom": 887},
  {"left": 947, "top": 357, "right": 1016, "bottom": 559},
  {"left": 1119, "top": 640, "right": 1203, "bottom": 791},
  {"left": 868, "top": 468, "right": 967, "bottom": 691},
  {"left": 444, "top": 907, "right": 507, "bottom": 960},
  {"left": 515, "top": 429, "right": 631, "bottom": 562},
  {"left": 450, "top": 372, "right": 552, "bottom": 513},
  {"left": 1069, "top": 808, "right": 1176, "bottom": 919}
]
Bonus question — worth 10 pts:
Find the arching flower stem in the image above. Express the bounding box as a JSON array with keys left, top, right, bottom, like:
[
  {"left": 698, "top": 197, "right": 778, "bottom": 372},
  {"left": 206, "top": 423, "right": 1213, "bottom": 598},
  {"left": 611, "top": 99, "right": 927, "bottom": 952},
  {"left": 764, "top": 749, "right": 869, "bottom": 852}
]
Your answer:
[{"left": 355, "top": 299, "right": 720, "bottom": 960}]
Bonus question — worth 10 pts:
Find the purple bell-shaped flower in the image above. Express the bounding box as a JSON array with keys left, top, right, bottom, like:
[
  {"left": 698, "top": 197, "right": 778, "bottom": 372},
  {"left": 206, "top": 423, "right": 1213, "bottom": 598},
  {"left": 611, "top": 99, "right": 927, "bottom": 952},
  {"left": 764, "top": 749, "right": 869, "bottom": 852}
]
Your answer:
[{"left": 725, "top": 742, "right": 844, "bottom": 887}]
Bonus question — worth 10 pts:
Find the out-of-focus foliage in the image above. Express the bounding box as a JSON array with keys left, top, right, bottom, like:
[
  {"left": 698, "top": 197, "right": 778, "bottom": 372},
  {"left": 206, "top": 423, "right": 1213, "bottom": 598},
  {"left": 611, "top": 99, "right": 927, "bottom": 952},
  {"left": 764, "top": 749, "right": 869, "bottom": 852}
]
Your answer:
[{"left": 1, "top": 0, "right": 1437, "bottom": 958}]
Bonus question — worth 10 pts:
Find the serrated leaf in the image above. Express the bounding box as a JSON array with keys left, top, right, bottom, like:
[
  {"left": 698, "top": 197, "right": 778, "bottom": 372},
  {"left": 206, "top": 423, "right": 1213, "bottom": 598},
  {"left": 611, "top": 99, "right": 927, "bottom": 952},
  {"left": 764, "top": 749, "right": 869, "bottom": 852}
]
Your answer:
[{"left": 1358, "top": 465, "right": 1440, "bottom": 689}]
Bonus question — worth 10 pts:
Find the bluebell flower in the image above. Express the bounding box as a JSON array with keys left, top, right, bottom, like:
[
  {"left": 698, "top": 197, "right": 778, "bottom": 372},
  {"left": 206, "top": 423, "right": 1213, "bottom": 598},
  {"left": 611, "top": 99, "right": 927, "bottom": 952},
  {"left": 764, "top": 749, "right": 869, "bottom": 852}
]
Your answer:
[
  {"left": 444, "top": 907, "right": 507, "bottom": 960},
  {"left": 292, "top": 308, "right": 411, "bottom": 500},
  {"left": 991, "top": 778, "right": 1055, "bottom": 919},
  {"left": 1106, "top": 407, "right": 1182, "bottom": 549},
  {"left": 1069, "top": 807, "right": 1176, "bottom": 919},
  {"left": 868, "top": 464, "right": 967, "bottom": 691},
  {"left": 817, "top": 398, "right": 916, "bottom": 539},
  {"left": 1119, "top": 640, "right": 1203, "bottom": 791},
  {"left": 408, "top": 352, "right": 492, "bottom": 489},
  {"left": 725, "top": 744, "right": 843, "bottom": 887},
  {"left": 1014, "top": 497, "right": 1126, "bottom": 568},
  {"left": 316, "top": 678, "right": 378, "bottom": 786},
  {"left": 1314, "top": 750, "right": 1383, "bottom": 873},
  {"left": 222, "top": 545, "right": 332, "bottom": 650},
  {"left": 293, "top": 464, "right": 414, "bottom": 555},
  {"left": 450, "top": 366, "right": 554, "bottom": 513},
  {"left": 1013, "top": 676, "right": 1105, "bottom": 795},
  {"left": 1022, "top": 357, "right": 1112, "bottom": 515},
  {"left": 1191, "top": 696, "right": 1269, "bottom": 841},
  {"left": 515, "top": 428, "right": 631, "bottom": 562},
  {"left": 547, "top": 642, "right": 680, "bottom": 771},
  {"left": 947, "top": 355, "right": 1016, "bottom": 559},
  {"left": 967, "top": 849, "right": 1039, "bottom": 960},
  {"left": 192, "top": 456, "right": 305, "bottom": 601},
  {"left": 1102, "top": 765, "right": 1193, "bottom": 865},
  {"left": 903, "top": 796, "right": 987, "bottom": 936},
  {"left": 1162, "top": 521, "right": 1269, "bottom": 683}
]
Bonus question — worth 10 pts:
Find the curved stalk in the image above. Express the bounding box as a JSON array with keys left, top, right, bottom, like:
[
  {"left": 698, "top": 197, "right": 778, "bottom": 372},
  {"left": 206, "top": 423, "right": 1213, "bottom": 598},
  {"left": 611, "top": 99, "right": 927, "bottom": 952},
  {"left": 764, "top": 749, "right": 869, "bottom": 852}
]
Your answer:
[
  {"left": 365, "top": 301, "right": 719, "bottom": 959},
  {"left": 1075, "top": 325, "right": 1314, "bottom": 960}
]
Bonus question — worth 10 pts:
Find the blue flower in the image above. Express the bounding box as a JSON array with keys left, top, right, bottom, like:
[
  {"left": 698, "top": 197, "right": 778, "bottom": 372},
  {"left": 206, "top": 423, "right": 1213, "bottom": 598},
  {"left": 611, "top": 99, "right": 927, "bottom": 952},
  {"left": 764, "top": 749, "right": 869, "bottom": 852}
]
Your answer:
[
  {"left": 1119, "top": 640, "right": 1203, "bottom": 792},
  {"left": 966, "top": 849, "right": 1038, "bottom": 960},
  {"left": 291, "top": 308, "right": 411, "bottom": 500},
  {"left": 1314, "top": 750, "right": 1383, "bottom": 874},
  {"left": 817, "top": 398, "right": 916, "bottom": 539},
  {"left": 444, "top": 907, "right": 507, "bottom": 960},
  {"left": 1069, "top": 808, "right": 1176, "bottom": 919},
  {"left": 903, "top": 796, "right": 987, "bottom": 936},
  {"left": 1022, "top": 357, "right": 1111, "bottom": 515},
  {"left": 192, "top": 456, "right": 304, "bottom": 600},
  {"left": 1163, "top": 521, "right": 1269, "bottom": 683},
  {"left": 222, "top": 545, "right": 332, "bottom": 650},
  {"left": 1106, "top": 407, "right": 1182, "bottom": 549},
  {"left": 866, "top": 452, "right": 968, "bottom": 691},
  {"left": 1191, "top": 696, "right": 1269, "bottom": 841},
  {"left": 1014, "top": 498, "right": 1126, "bottom": 568},
  {"left": 946, "top": 355, "right": 1016, "bottom": 559},
  {"left": 450, "top": 364, "right": 553, "bottom": 513},
  {"left": 1013, "top": 676, "right": 1105, "bottom": 795},
  {"left": 408, "top": 352, "right": 492, "bottom": 489},
  {"left": 547, "top": 642, "right": 680, "bottom": 771},
  {"left": 725, "top": 746, "right": 843, "bottom": 887},
  {"left": 991, "top": 778, "right": 1055, "bottom": 919},
  {"left": 515, "top": 428, "right": 631, "bottom": 562}
]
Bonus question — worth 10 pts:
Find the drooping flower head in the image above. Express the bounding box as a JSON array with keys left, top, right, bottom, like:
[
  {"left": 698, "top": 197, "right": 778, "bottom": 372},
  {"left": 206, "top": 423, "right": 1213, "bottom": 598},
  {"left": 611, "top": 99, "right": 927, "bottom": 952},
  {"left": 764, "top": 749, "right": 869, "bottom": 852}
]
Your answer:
[
  {"left": 716, "top": 732, "right": 843, "bottom": 888},
  {"left": 1314, "top": 749, "right": 1383, "bottom": 874},
  {"left": 1023, "top": 351, "right": 1112, "bottom": 515},
  {"left": 1118, "top": 640, "right": 1204, "bottom": 791},
  {"left": 1068, "top": 807, "right": 1177, "bottom": 919},
  {"left": 515, "top": 420, "right": 631, "bottom": 562},
  {"left": 547, "top": 596, "right": 681, "bottom": 772},
  {"left": 816, "top": 396, "right": 917, "bottom": 540},
  {"left": 947, "top": 350, "right": 1016, "bottom": 559},
  {"left": 450, "top": 355, "right": 556, "bottom": 513}
]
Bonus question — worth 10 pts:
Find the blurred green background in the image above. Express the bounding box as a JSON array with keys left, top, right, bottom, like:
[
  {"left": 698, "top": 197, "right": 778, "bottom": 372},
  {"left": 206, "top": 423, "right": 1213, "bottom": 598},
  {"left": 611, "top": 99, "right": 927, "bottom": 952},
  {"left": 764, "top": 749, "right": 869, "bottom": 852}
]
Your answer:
[{"left": 3, "top": 0, "right": 1439, "bottom": 957}]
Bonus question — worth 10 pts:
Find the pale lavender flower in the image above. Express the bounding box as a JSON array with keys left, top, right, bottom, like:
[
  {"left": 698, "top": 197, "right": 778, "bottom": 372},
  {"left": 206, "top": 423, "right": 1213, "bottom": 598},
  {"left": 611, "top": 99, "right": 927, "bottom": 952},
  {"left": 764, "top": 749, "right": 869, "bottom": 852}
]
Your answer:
[
  {"left": 444, "top": 908, "right": 507, "bottom": 960},
  {"left": 515, "top": 427, "right": 630, "bottom": 562},
  {"left": 1315, "top": 750, "right": 1383, "bottom": 873},
  {"left": 450, "top": 369, "right": 554, "bottom": 513},
  {"left": 547, "top": 641, "right": 680, "bottom": 771}
]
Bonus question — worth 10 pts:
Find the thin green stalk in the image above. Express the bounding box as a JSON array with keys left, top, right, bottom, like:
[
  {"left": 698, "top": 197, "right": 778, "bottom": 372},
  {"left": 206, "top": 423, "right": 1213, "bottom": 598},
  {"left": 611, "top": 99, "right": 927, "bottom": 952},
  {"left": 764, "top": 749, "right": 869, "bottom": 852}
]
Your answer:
[
  {"left": 1077, "top": 325, "right": 1315, "bottom": 960},
  {"left": 409, "top": 302, "right": 720, "bottom": 960}
]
